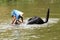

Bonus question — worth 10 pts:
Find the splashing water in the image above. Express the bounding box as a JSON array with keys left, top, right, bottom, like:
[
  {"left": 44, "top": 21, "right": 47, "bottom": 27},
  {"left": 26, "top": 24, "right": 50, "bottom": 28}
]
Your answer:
[
  {"left": 0, "top": 18, "right": 59, "bottom": 30},
  {"left": 0, "top": 18, "right": 60, "bottom": 40}
]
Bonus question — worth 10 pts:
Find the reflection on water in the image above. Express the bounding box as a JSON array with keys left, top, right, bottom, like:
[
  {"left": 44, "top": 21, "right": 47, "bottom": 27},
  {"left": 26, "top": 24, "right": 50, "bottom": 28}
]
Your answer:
[
  {"left": 0, "top": 18, "right": 59, "bottom": 40},
  {"left": 0, "top": 27, "right": 41, "bottom": 40}
]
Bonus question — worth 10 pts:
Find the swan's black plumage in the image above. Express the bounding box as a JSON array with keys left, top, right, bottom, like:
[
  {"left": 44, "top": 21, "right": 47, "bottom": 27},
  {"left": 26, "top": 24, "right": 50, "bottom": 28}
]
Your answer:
[{"left": 28, "top": 8, "right": 50, "bottom": 24}]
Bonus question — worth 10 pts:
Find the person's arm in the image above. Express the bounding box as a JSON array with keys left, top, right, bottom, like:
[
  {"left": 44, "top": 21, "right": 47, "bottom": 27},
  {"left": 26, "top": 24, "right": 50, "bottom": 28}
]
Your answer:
[
  {"left": 21, "top": 16, "right": 23, "bottom": 23},
  {"left": 11, "top": 16, "right": 16, "bottom": 24}
]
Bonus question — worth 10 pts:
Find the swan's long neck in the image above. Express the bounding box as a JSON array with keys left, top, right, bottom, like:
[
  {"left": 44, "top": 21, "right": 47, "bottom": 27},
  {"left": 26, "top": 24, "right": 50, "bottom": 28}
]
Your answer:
[{"left": 45, "top": 8, "right": 50, "bottom": 23}]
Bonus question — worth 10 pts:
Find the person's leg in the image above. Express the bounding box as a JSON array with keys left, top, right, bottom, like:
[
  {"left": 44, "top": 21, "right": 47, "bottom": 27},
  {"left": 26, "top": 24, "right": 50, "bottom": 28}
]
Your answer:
[
  {"left": 15, "top": 16, "right": 22, "bottom": 24},
  {"left": 18, "top": 15, "right": 23, "bottom": 23},
  {"left": 17, "top": 20, "right": 21, "bottom": 24}
]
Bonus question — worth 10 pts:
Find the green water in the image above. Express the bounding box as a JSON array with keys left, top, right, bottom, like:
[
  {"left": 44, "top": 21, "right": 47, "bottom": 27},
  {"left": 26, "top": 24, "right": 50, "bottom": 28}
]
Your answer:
[{"left": 0, "top": 0, "right": 60, "bottom": 40}]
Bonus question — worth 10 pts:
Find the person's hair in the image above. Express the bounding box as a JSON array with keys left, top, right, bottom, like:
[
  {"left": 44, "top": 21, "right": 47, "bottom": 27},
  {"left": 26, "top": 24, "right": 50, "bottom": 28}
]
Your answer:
[{"left": 12, "top": 15, "right": 13, "bottom": 17}]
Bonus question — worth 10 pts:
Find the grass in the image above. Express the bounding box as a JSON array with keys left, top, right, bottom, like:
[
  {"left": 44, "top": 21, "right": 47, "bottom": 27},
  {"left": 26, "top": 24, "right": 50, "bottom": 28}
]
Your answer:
[{"left": 0, "top": 0, "right": 60, "bottom": 40}]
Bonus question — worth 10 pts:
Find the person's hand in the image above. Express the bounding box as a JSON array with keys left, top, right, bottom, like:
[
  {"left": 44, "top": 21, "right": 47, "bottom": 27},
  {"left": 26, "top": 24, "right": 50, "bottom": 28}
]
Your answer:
[
  {"left": 21, "top": 20, "right": 23, "bottom": 23},
  {"left": 11, "top": 22, "right": 15, "bottom": 26},
  {"left": 11, "top": 24, "right": 15, "bottom": 26}
]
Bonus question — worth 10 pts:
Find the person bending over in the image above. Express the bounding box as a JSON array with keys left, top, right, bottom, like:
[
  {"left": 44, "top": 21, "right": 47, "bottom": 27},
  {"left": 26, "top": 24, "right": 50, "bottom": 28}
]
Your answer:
[{"left": 11, "top": 9, "right": 24, "bottom": 24}]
